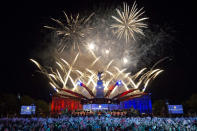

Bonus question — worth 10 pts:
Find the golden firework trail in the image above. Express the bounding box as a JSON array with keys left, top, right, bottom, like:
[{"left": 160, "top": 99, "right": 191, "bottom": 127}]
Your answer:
[
  {"left": 30, "top": 51, "right": 163, "bottom": 99},
  {"left": 111, "top": 2, "right": 148, "bottom": 42},
  {"left": 44, "top": 12, "right": 94, "bottom": 52},
  {"left": 30, "top": 1, "right": 167, "bottom": 101}
]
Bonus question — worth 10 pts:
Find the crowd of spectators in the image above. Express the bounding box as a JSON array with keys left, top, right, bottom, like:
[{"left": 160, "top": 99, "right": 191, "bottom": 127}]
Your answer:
[
  {"left": 1, "top": 116, "right": 197, "bottom": 131},
  {"left": 71, "top": 110, "right": 128, "bottom": 117}
]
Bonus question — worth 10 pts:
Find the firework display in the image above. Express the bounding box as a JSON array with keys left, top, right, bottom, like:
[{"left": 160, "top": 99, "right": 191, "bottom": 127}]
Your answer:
[
  {"left": 111, "top": 2, "right": 148, "bottom": 43},
  {"left": 30, "top": 51, "right": 163, "bottom": 102},
  {"left": 44, "top": 12, "right": 94, "bottom": 52},
  {"left": 31, "top": 2, "right": 164, "bottom": 104}
]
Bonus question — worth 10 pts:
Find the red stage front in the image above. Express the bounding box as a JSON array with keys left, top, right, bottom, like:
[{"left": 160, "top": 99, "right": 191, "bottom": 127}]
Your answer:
[{"left": 51, "top": 96, "right": 83, "bottom": 114}]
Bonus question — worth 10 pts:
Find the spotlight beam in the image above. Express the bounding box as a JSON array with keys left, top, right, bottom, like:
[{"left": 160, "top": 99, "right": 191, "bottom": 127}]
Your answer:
[
  {"left": 59, "top": 88, "right": 88, "bottom": 99},
  {"left": 105, "top": 84, "right": 116, "bottom": 97},
  {"left": 118, "top": 92, "right": 147, "bottom": 101},
  {"left": 112, "top": 89, "right": 139, "bottom": 99},
  {"left": 80, "top": 83, "right": 95, "bottom": 97},
  {"left": 105, "top": 81, "right": 121, "bottom": 97},
  {"left": 119, "top": 95, "right": 143, "bottom": 102},
  {"left": 57, "top": 94, "right": 82, "bottom": 100}
]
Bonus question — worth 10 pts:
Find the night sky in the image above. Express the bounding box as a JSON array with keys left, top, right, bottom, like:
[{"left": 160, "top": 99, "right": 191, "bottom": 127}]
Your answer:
[{"left": 2, "top": 0, "right": 196, "bottom": 103}]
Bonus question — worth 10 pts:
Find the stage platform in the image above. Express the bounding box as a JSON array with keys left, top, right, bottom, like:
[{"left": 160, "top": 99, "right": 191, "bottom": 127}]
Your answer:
[{"left": 51, "top": 94, "right": 152, "bottom": 114}]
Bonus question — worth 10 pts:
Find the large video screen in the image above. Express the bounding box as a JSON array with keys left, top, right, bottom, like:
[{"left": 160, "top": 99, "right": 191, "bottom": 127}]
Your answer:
[
  {"left": 83, "top": 104, "right": 109, "bottom": 110},
  {"left": 168, "top": 105, "right": 183, "bottom": 114},
  {"left": 20, "top": 106, "right": 36, "bottom": 115}
]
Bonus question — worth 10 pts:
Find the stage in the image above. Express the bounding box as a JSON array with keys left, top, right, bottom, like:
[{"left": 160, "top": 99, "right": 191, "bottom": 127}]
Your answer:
[{"left": 51, "top": 94, "right": 152, "bottom": 114}]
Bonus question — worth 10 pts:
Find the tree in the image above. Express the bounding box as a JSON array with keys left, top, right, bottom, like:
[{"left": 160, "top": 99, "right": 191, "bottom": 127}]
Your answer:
[
  {"left": 20, "top": 95, "right": 35, "bottom": 105},
  {"left": 185, "top": 94, "right": 197, "bottom": 113},
  {"left": 0, "top": 94, "right": 18, "bottom": 115},
  {"left": 35, "top": 100, "right": 49, "bottom": 115},
  {"left": 152, "top": 99, "right": 166, "bottom": 115}
]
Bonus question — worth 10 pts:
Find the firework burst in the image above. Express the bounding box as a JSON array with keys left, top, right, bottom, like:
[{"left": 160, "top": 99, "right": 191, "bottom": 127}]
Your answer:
[
  {"left": 30, "top": 1, "right": 169, "bottom": 102},
  {"left": 44, "top": 12, "right": 94, "bottom": 52},
  {"left": 111, "top": 2, "right": 148, "bottom": 42},
  {"left": 30, "top": 51, "right": 163, "bottom": 100}
]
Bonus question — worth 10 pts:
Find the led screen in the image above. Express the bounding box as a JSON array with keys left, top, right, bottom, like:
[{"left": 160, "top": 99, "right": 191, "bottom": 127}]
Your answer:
[
  {"left": 168, "top": 105, "right": 183, "bottom": 114},
  {"left": 20, "top": 106, "right": 36, "bottom": 115},
  {"left": 83, "top": 104, "right": 109, "bottom": 110}
]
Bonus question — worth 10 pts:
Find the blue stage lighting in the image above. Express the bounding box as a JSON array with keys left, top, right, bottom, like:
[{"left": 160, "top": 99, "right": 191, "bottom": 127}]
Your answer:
[
  {"left": 116, "top": 80, "right": 122, "bottom": 86},
  {"left": 77, "top": 80, "right": 83, "bottom": 86},
  {"left": 54, "top": 88, "right": 58, "bottom": 92}
]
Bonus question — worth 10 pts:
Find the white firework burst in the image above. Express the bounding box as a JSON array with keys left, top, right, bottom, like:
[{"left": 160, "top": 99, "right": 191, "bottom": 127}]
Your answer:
[
  {"left": 30, "top": 52, "right": 163, "bottom": 100},
  {"left": 111, "top": 2, "right": 148, "bottom": 42},
  {"left": 44, "top": 12, "right": 94, "bottom": 52}
]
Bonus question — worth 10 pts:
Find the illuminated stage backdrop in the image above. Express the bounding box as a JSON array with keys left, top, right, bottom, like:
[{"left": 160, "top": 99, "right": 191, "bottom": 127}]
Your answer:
[
  {"left": 51, "top": 96, "right": 83, "bottom": 114},
  {"left": 51, "top": 95, "right": 152, "bottom": 114},
  {"left": 83, "top": 94, "right": 152, "bottom": 113}
]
